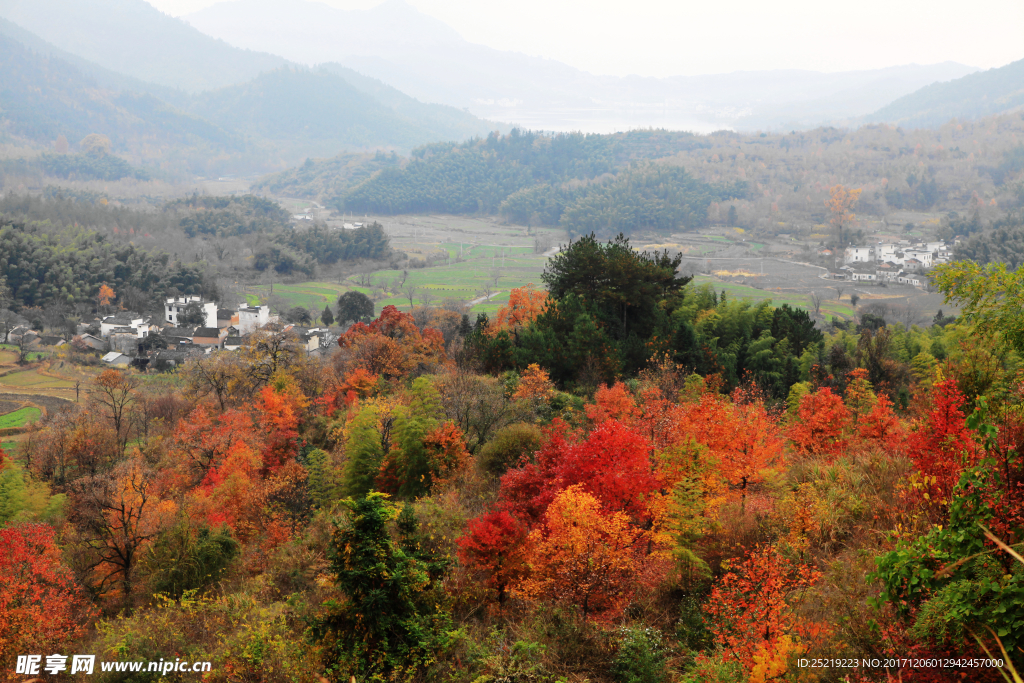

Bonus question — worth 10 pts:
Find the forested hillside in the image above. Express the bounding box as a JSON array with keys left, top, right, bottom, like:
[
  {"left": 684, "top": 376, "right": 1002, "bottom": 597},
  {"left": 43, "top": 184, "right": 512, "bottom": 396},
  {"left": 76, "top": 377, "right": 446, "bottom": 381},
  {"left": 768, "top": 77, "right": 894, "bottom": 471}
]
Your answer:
[
  {"left": 0, "top": 222, "right": 209, "bottom": 309},
  {"left": 0, "top": 153, "right": 151, "bottom": 182},
  {"left": 953, "top": 217, "right": 1024, "bottom": 268},
  {"left": 268, "top": 113, "right": 1024, "bottom": 242},
  {"left": 249, "top": 151, "right": 400, "bottom": 199},
  {"left": 502, "top": 164, "right": 746, "bottom": 237},
  {"left": 188, "top": 67, "right": 495, "bottom": 160},
  {"left": 336, "top": 129, "right": 726, "bottom": 233},
  {"left": 0, "top": 15, "right": 501, "bottom": 176}
]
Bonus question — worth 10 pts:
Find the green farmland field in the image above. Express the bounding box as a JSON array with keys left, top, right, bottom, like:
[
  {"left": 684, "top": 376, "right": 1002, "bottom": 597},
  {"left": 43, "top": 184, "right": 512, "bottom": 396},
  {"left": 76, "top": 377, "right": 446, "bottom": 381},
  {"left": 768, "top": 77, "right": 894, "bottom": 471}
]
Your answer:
[{"left": 0, "top": 406, "right": 41, "bottom": 429}]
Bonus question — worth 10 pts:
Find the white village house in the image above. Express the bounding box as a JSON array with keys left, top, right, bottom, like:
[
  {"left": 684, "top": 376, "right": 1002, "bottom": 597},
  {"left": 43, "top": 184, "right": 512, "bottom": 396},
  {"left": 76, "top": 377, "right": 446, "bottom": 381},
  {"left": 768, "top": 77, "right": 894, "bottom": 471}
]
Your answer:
[
  {"left": 164, "top": 296, "right": 217, "bottom": 327},
  {"left": 99, "top": 312, "right": 152, "bottom": 338},
  {"left": 237, "top": 304, "right": 271, "bottom": 334}
]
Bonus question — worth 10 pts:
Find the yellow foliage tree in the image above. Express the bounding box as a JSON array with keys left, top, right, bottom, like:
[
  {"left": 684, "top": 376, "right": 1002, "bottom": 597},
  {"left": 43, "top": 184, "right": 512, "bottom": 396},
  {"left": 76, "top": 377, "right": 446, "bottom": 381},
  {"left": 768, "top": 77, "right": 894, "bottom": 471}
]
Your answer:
[
  {"left": 519, "top": 485, "right": 647, "bottom": 621},
  {"left": 513, "top": 363, "right": 555, "bottom": 403}
]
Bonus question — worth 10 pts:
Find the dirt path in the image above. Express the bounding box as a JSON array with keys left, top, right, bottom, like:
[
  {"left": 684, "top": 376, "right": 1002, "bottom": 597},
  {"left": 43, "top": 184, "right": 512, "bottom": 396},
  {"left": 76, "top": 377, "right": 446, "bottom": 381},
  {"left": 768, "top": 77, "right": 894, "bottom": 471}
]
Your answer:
[{"left": 467, "top": 291, "right": 504, "bottom": 306}]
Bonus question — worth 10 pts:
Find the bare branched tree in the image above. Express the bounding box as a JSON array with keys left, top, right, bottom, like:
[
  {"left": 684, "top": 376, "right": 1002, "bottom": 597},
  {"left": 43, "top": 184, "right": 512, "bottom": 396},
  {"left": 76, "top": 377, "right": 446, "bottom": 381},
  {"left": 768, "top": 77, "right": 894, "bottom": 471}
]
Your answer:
[
  {"left": 402, "top": 283, "right": 418, "bottom": 309},
  {"left": 895, "top": 299, "right": 923, "bottom": 330},
  {"left": 809, "top": 292, "right": 823, "bottom": 317}
]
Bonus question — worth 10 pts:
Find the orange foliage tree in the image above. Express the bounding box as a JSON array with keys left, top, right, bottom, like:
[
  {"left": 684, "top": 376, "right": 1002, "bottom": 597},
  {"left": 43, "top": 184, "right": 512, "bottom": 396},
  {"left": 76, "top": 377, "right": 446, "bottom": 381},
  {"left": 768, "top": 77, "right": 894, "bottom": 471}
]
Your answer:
[
  {"left": 421, "top": 421, "right": 474, "bottom": 492},
  {"left": 0, "top": 523, "right": 91, "bottom": 671},
  {"left": 585, "top": 382, "right": 639, "bottom": 424},
  {"left": 513, "top": 363, "right": 555, "bottom": 403},
  {"left": 337, "top": 305, "right": 445, "bottom": 379},
  {"left": 171, "top": 406, "right": 258, "bottom": 483},
  {"left": 69, "top": 456, "right": 177, "bottom": 600},
  {"left": 518, "top": 485, "right": 648, "bottom": 621},
  {"left": 256, "top": 383, "right": 306, "bottom": 472},
  {"left": 673, "top": 392, "right": 784, "bottom": 501},
  {"left": 485, "top": 284, "right": 548, "bottom": 338},
  {"left": 97, "top": 283, "right": 115, "bottom": 308}
]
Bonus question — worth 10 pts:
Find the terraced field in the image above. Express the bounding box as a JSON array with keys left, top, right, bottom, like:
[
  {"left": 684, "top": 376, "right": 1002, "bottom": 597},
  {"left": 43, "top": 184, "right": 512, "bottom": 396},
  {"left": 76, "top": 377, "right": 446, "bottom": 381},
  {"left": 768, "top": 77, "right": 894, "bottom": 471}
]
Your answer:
[{"left": 0, "top": 369, "right": 75, "bottom": 389}]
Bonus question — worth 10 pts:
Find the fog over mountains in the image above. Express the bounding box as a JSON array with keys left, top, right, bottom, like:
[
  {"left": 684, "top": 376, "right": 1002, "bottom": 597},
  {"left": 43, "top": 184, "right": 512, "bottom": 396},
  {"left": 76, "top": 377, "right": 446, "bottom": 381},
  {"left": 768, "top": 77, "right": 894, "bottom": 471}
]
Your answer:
[{"left": 182, "top": 0, "right": 980, "bottom": 133}]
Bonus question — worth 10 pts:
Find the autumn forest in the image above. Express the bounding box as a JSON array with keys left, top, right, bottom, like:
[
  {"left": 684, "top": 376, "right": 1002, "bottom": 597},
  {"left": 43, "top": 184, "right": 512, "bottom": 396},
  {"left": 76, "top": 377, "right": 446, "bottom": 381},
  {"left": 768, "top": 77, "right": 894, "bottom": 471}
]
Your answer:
[{"left": 1, "top": 229, "right": 1022, "bottom": 683}]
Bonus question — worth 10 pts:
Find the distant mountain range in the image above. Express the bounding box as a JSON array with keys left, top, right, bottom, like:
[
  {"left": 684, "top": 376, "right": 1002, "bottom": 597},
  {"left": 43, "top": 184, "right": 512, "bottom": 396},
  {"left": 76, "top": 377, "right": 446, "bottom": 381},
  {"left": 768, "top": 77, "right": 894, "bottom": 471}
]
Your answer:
[
  {"left": 182, "top": 0, "right": 983, "bottom": 133},
  {"left": 0, "top": 0, "right": 503, "bottom": 175},
  {"left": 0, "top": 0, "right": 1020, "bottom": 183}
]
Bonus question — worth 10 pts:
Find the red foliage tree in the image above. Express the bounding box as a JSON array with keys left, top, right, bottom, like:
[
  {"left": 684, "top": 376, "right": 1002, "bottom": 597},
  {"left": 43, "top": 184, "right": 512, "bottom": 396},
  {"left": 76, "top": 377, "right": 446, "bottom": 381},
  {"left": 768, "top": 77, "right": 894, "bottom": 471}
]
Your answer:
[
  {"left": 457, "top": 508, "right": 529, "bottom": 606},
  {"left": 788, "top": 387, "right": 851, "bottom": 457},
  {"left": 857, "top": 393, "right": 905, "bottom": 449},
  {"left": 498, "top": 419, "right": 660, "bottom": 525},
  {"left": 0, "top": 523, "right": 90, "bottom": 669},
  {"left": 906, "top": 378, "right": 980, "bottom": 499}
]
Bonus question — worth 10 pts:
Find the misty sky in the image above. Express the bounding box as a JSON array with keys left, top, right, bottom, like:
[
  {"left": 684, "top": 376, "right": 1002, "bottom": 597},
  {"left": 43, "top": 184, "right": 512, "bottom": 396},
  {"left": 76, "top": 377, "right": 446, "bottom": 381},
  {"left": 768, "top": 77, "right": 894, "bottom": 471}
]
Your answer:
[{"left": 146, "top": 0, "right": 1024, "bottom": 78}]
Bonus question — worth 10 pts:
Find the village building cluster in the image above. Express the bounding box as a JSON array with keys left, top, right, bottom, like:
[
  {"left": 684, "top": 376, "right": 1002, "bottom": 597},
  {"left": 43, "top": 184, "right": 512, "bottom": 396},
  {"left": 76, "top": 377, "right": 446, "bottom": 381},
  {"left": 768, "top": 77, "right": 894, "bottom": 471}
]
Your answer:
[
  {"left": 5, "top": 296, "right": 335, "bottom": 370},
  {"left": 822, "top": 238, "right": 957, "bottom": 287}
]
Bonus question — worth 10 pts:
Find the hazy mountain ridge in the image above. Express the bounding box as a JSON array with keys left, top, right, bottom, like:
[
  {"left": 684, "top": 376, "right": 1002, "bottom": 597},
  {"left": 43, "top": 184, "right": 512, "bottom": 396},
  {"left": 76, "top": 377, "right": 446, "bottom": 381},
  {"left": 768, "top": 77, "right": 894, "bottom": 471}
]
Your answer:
[
  {"left": 868, "top": 57, "right": 1024, "bottom": 128},
  {"left": 0, "top": 0, "right": 288, "bottom": 92},
  {"left": 0, "top": 32, "right": 241, "bottom": 161},
  {"left": 188, "top": 67, "right": 501, "bottom": 160}
]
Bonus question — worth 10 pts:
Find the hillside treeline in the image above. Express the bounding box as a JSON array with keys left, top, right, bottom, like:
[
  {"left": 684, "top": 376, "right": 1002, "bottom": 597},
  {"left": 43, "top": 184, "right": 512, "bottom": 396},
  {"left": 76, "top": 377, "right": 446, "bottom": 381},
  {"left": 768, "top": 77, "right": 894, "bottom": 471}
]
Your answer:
[
  {"left": 255, "top": 222, "right": 393, "bottom": 276},
  {"left": 952, "top": 216, "right": 1024, "bottom": 268},
  {"left": 249, "top": 151, "right": 400, "bottom": 201},
  {"left": 0, "top": 153, "right": 150, "bottom": 182},
  {"left": 500, "top": 164, "right": 746, "bottom": 237},
  {"left": 273, "top": 113, "right": 1024, "bottom": 243},
  {"left": 0, "top": 192, "right": 392, "bottom": 309},
  {"left": 168, "top": 194, "right": 292, "bottom": 238}
]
